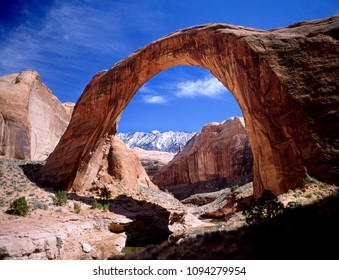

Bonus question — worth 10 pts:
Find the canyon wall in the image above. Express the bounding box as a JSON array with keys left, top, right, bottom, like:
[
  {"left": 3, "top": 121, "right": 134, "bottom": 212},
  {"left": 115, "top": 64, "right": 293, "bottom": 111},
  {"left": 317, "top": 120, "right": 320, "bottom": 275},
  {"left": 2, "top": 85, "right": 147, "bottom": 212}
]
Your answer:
[
  {"left": 0, "top": 70, "right": 72, "bottom": 160},
  {"left": 152, "top": 117, "right": 253, "bottom": 189}
]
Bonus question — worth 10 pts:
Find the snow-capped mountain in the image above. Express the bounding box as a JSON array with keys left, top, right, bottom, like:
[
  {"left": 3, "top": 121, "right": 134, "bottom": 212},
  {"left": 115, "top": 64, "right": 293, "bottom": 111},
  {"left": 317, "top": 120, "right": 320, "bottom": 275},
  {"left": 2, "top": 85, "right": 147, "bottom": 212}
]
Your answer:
[{"left": 117, "top": 131, "right": 196, "bottom": 153}]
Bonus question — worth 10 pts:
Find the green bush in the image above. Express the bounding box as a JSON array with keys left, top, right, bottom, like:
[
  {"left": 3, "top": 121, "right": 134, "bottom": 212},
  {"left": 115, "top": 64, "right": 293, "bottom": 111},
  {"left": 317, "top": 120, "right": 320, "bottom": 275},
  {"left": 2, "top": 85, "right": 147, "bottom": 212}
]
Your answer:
[
  {"left": 230, "top": 184, "right": 238, "bottom": 193},
  {"left": 53, "top": 190, "right": 68, "bottom": 206},
  {"left": 243, "top": 190, "right": 284, "bottom": 225},
  {"left": 91, "top": 200, "right": 103, "bottom": 210},
  {"left": 73, "top": 202, "right": 81, "bottom": 214},
  {"left": 103, "top": 203, "right": 110, "bottom": 212},
  {"left": 91, "top": 200, "right": 110, "bottom": 212},
  {"left": 7, "top": 196, "right": 29, "bottom": 216}
]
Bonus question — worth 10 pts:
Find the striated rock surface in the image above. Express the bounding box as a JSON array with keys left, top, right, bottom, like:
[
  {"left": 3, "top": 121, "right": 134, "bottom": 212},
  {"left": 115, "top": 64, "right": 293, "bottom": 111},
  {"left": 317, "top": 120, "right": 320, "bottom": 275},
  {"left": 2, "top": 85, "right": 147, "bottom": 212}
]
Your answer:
[
  {"left": 41, "top": 16, "right": 339, "bottom": 197},
  {"left": 71, "top": 136, "right": 156, "bottom": 197},
  {"left": 152, "top": 117, "right": 253, "bottom": 197},
  {"left": 132, "top": 147, "right": 175, "bottom": 178},
  {"left": 0, "top": 210, "right": 127, "bottom": 260},
  {"left": 0, "top": 70, "right": 72, "bottom": 160}
]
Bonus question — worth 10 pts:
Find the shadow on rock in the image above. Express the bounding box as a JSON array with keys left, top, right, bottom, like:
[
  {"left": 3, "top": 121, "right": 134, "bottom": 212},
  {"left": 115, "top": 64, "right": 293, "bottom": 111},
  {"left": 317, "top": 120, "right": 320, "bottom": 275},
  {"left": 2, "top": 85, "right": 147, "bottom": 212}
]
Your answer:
[
  {"left": 109, "top": 195, "right": 171, "bottom": 247},
  {"left": 20, "top": 162, "right": 55, "bottom": 192},
  {"left": 68, "top": 193, "right": 171, "bottom": 247},
  {"left": 115, "top": 192, "right": 339, "bottom": 259}
]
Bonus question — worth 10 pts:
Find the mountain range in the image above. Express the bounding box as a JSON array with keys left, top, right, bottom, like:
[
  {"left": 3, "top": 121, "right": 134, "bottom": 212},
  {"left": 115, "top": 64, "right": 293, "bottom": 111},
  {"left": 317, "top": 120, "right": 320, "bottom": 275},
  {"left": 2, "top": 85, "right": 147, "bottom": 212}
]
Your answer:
[{"left": 116, "top": 131, "right": 196, "bottom": 153}]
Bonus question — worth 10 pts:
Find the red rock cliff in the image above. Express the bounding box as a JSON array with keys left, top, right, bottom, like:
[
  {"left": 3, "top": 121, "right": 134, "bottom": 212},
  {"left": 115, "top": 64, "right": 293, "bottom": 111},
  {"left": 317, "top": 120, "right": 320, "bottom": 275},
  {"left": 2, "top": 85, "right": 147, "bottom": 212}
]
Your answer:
[
  {"left": 152, "top": 117, "right": 253, "bottom": 189},
  {"left": 0, "top": 70, "right": 72, "bottom": 160}
]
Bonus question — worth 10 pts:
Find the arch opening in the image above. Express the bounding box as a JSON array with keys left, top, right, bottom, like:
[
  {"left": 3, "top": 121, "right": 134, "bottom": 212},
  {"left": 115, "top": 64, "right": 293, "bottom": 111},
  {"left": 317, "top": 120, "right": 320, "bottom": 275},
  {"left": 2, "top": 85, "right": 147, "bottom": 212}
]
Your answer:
[
  {"left": 116, "top": 65, "right": 253, "bottom": 198},
  {"left": 118, "top": 65, "right": 243, "bottom": 133}
]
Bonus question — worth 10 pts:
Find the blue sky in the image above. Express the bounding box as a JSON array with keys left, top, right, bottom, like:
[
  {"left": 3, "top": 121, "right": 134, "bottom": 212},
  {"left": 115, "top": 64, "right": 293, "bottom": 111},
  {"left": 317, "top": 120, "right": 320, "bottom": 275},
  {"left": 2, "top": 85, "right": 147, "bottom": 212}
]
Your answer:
[{"left": 0, "top": 0, "right": 338, "bottom": 132}]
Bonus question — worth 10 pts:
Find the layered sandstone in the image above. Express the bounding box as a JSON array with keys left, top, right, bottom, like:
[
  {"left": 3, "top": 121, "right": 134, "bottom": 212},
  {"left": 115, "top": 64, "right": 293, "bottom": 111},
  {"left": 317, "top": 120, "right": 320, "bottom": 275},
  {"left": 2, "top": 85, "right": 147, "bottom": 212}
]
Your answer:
[
  {"left": 0, "top": 70, "right": 72, "bottom": 160},
  {"left": 41, "top": 16, "right": 339, "bottom": 197},
  {"left": 152, "top": 117, "right": 253, "bottom": 193},
  {"left": 132, "top": 147, "right": 175, "bottom": 178},
  {"left": 71, "top": 136, "right": 156, "bottom": 197}
]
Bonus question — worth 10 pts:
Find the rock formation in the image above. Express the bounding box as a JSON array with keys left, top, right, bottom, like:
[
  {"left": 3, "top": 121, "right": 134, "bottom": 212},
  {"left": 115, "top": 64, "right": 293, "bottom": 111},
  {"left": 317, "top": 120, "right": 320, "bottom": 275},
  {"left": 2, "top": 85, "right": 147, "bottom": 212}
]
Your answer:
[
  {"left": 0, "top": 210, "right": 127, "bottom": 260},
  {"left": 0, "top": 70, "right": 73, "bottom": 160},
  {"left": 71, "top": 136, "right": 156, "bottom": 196},
  {"left": 132, "top": 147, "right": 175, "bottom": 178},
  {"left": 41, "top": 16, "right": 339, "bottom": 197},
  {"left": 152, "top": 117, "right": 253, "bottom": 194}
]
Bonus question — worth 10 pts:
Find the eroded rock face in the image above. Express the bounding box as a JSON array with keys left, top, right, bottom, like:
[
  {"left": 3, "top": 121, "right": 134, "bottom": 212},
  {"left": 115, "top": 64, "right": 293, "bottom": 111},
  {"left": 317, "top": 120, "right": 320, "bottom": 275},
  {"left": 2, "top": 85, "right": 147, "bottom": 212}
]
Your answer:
[
  {"left": 152, "top": 117, "right": 253, "bottom": 194},
  {"left": 0, "top": 70, "right": 72, "bottom": 160},
  {"left": 132, "top": 147, "right": 175, "bottom": 178},
  {"left": 0, "top": 211, "right": 127, "bottom": 260},
  {"left": 71, "top": 136, "right": 156, "bottom": 197},
  {"left": 41, "top": 16, "right": 339, "bottom": 197}
]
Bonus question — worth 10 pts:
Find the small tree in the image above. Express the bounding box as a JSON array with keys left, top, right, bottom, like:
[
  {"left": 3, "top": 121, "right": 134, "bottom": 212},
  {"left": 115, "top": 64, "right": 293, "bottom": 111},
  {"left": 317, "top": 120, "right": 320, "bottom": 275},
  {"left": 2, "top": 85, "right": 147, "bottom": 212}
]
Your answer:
[
  {"left": 100, "top": 186, "right": 112, "bottom": 200},
  {"left": 243, "top": 190, "right": 284, "bottom": 225},
  {"left": 7, "top": 196, "right": 29, "bottom": 216}
]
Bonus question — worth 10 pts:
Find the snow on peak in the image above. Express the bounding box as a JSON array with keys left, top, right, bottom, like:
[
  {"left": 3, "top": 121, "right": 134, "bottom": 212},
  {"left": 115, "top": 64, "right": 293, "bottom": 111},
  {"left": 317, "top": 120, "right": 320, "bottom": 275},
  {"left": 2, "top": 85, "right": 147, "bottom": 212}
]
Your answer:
[{"left": 117, "top": 131, "right": 196, "bottom": 153}]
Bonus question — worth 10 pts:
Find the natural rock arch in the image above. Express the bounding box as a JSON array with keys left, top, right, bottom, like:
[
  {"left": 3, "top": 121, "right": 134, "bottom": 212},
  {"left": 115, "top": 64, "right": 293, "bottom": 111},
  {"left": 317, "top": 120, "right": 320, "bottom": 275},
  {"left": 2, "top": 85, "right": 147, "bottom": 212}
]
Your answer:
[{"left": 41, "top": 16, "right": 339, "bottom": 197}]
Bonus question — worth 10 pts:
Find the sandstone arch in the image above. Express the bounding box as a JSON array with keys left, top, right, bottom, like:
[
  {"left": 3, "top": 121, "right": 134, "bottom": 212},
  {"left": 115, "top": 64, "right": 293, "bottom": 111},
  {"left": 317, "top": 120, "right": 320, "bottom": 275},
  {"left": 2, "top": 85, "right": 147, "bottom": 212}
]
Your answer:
[{"left": 41, "top": 16, "right": 339, "bottom": 197}]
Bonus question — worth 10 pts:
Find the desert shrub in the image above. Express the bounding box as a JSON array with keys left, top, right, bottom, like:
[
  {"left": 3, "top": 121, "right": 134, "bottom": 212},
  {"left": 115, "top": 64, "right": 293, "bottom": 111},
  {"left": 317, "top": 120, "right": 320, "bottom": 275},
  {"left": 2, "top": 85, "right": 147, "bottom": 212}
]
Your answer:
[
  {"left": 7, "top": 196, "right": 29, "bottom": 216},
  {"left": 243, "top": 190, "right": 284, "bottom": 225},
  {"left": 100, "top": 186, "right": 112, "bottom": 200},
  {"left": 73, "top": 202, "right": 81, "bottom": 214},
  {"left": 0, "top": 197, "right": 4, "bottom": 206},
  {"left": 91, "top": 200, "right": 103, "bottom": 210},
  {"left": 53, "top": 190, "right": 68, "bottom": 206},
  {"left": 103, "top": 202, "right": 110, "bottom": 212},
  {"left": 91, "top": 200, "right": 110, "bottom": 212},
  {"left": 306, "top": 193, "right": 313, "bottom": 199},
  {"left": 305, "top": 173, "right": 318, "bottom": 184},
  {"left": 33, "top": 200, "right": 48, "bottom": 210},
  {"left": 230, "top": 184, "right": 238, "bottom": 193}
]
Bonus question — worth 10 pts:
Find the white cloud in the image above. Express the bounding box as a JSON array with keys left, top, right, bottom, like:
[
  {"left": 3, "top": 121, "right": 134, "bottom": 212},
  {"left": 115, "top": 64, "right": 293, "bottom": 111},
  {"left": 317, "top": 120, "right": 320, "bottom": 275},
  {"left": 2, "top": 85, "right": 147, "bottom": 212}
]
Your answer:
[
  {"left": 142, "top": 95, "right": 167, "bottom": 104},
  {"left": 0, "top": 0, "right": 164, "bottom": 75},
  {"left": 175, "top": 76, "right": 226, "bottom": 98}
]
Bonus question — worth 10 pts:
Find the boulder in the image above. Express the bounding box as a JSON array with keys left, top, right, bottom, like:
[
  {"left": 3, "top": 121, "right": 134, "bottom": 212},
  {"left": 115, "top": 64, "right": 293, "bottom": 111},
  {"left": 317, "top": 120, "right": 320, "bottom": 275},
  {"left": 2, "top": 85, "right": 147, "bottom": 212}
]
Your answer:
[{"left": 71, "top": 135, "right": 156, "bottom": 197}]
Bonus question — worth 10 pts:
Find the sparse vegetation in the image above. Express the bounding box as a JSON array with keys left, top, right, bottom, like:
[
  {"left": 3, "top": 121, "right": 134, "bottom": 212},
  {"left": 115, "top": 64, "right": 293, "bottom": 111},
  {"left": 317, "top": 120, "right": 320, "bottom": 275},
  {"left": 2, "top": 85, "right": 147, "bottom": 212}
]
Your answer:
[
  {"left": 7, "top": 196, "right": 29, "bottom": 216},
  {"left": 53, "top": 190, "right": 68, "bottom": 206},
  {"left": 73, "top": 202, "right": 81, "bottom": 214},
  {"left": 305, "top": 173, "right": 318, "bottom": 184},
  {"left": 91, "top": 200, "right": 110, "bottom": 212},
  {"left": 32, "top": 200, "right": 48, "bottom": 210},
  {"left": 100, "top": 186, "right": 112, "bottom": 200},
  {"left": 91, "top": 200, "right": 103, "bottom": 210},
  {"left": 243, "top": 190, "right": 284, "bottom": 225},
  {"left": 306, "top": 193, "right": 313, "bottom": 199},
  {"left": 103, "top": 202, "right": 110, "bottom": 212},
  {"left": 230, "top": 184, "right": 238, "bottom": 193}
]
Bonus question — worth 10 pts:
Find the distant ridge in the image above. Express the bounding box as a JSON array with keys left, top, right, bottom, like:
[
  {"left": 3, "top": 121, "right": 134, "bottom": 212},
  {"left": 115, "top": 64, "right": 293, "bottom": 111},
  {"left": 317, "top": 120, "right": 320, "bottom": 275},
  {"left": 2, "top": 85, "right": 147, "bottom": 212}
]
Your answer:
[{"left": 116, "top": 131, "right": 196, "bottom": 153}]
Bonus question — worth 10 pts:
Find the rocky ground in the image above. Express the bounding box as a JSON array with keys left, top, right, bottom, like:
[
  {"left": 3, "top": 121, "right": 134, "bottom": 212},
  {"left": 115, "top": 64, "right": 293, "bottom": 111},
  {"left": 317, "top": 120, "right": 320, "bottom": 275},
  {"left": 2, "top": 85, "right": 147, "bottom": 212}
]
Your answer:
[{"left": 1, "top": 158, "right": 338, "bottom": 260}]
